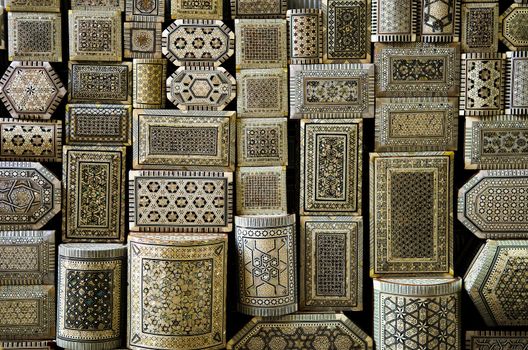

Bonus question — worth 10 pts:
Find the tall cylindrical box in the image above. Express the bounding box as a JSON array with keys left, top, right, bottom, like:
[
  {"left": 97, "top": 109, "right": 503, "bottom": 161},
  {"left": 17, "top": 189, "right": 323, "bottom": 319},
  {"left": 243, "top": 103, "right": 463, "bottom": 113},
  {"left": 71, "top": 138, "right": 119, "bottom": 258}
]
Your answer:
[
  {"left": 56, "top": 244, "right": 127, "bottom": 350},
  {"left": 374, "top": 278, "right": 462, "bottom": 350},
  {"left": 235, "top": 214, "right": 297, "bottom": 316},
  {"left": 128, "top": 233, "right": 228, "bottom": 350}
]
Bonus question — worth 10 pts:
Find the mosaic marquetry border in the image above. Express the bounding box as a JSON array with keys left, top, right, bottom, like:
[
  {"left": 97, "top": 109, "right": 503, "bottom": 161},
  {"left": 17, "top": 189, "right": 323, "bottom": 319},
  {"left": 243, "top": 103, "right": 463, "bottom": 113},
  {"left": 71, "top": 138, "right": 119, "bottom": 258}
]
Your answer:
[
  {"left": 5, "top": 0, "right": 60, "bottom": 11},
  {"left": 466, "top": 331, "right": 528, "bottom": 349},
  {"left": 171, "top": 0, "right": 223, "bottom": 19},
  {"left": 230, "top": 0, "right": 287, "bottom": 19},
  {"left": 375, "top": 97, "right": 458, "bottom": 152}
]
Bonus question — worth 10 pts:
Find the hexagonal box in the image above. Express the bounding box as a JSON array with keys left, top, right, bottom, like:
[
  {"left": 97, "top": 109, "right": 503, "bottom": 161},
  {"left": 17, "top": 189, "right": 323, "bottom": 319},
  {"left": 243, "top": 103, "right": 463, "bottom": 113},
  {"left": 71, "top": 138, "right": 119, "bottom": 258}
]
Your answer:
[
  {"left": 0, "top": 61, "right": 66, "bottom": 119},
  {"left": 465, "top": 240, "right": 528, "bottom": 326}
]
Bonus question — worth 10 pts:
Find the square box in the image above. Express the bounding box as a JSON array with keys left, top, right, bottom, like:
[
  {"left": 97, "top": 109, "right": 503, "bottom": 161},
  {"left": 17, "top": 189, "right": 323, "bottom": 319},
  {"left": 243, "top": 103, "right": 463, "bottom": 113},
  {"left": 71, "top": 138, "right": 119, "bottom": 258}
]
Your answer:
[
  {"left": 236, "top": 166, "right": 287, "bottom": 215},
  {"left": 171, "top": 0, "right": 223, "bottom": 19},
  {"left": 124, "top": 22, "right": 162, "bottom": 59},
  {"left": 237, "top": 118, "right": 288, "bottom": 166}
]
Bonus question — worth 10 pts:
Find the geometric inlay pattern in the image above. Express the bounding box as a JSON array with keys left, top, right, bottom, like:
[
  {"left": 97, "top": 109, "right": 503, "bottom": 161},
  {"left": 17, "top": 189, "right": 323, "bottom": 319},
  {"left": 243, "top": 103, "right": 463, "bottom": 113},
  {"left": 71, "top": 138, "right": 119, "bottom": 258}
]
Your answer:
[
  {"left": 5, "top": 0, "right": 60, "bottom": 11},
  {"left": 235, "top": 19, "right": 287, "bottom": 69},
  {"left": 500, "top": 4, "right": 528, "bottom": 51},
  {"left": 125, "top": 0, "right": 165, "bottom": 22},
  {"left": 301, "top": 119, "right": 362, "bottom": 215},
  {"left": 227, "top": 313, "right": 373, "bottom": 350},
  {"left": 7, "top": 12, "right": 62, "bottom": 62},
  {"left": 0, "top": 62, "right": 66, "bottom": 120},
  {"left": 230, "top": 0, "right": 287, "bottom": 19},
  {"left": 133, "top": 59, "right": 167, "bottom": 109},
  {"left": 300, "top": 216, "right": 363, "bottom": 311},
  {"left": 290, "top": 64, "right": 375, "bottom": 118},
  {"left": 370, "top": 152, "right": 454, "bottom": 276},
  {"left": 374, "top": 42, "right": 461, "bottom": 97},
  {"left": 128, "top": 233, "right": 227, "bottom": 350},
  {"left": 0, "top": 230, "right": 55, "bottom": 285},
  {"left": 124, "top": 22, "right": 162, "bottom": 59},
  {"left": 71, "top": 0, "right": 123, "bottom": 10},
  {"left": 63, "top": 146, "right": 126, "bottom": 242},
  {"left": 287, "top": 9, "right": 322, "bottom": 64},
  {"left": 236, "top": 166, "right": 287, "bottom": 215},
  {"left": 237, "top": 118, "right": 288, "bottom": 167},
  {"left": 133, "top": 109, "right": 235, "bottom": 170},
  {"left": 419, "top": 0, "right": 459, "bottom": 42},
  {"left": 506, "top": 51, "right": 528, "bottom": 115},
  {"left": 170, "top": 0, "right": 223, "bottom": 19},
  {"left": 464, "top": 240, "right": 528, "bottom": 327},
  {"left": 65, "top": 104, "right": 132, "bottom": 145},
  {"left": 162, "top": 20, "right": 234, "bottom": 67},
  {"left": 237, "top": 68, "right": 289, "bottom": 118},
  {"left": 128, "top": 170, "right": 234, "bottom": 233},
  {"left": 374, "top": 278, "right": 461, "bottom": 350},
  {"left": 0, "top": 341, "right": 54, "bottom": 349},
  {"left": 68, "top": 11, "right": 122, "bottom": 62},
  {"left": 458, "top": 169, "right": 528, "bottom": 239},
  {"left": 464, "top": 116, "right": 528, "bottom": 170},
  {"left": 0, "top": 118, "right": 62, "bottom": 162},
  {"left": 323, "top": 0, "right": 371, "bottom": 63},
  {"left": 461, "top": 2, "right": 499, "bottom": 53},
  {"left": 167, "top": 66, "right": 236, "bottom": 111},
  {"left": 460, "top": 53, "right": 505, "bottom": 116},
  {"left": 56, "top": 244, "right": 126, "bottom": 350},
  {"left": 0, "top": 162, "right": 61, "bottom": 230},
  {"left": 466, "top": 331, "right": 528, "bottom": 350},
  {"left": 68, "top": 62, "right": 132, "bottom": 104},
  {"left": 371, "top": 0, "right": 417, "bottom": 42},
  {"left": 0, "top": 285, "right": 56, "bottom": 340},
  {"left": 375, "top": 97, "right": 458, "bottom": 151},
  {"left": 234, "top": 215, "right": 297, "bottom": 316}
]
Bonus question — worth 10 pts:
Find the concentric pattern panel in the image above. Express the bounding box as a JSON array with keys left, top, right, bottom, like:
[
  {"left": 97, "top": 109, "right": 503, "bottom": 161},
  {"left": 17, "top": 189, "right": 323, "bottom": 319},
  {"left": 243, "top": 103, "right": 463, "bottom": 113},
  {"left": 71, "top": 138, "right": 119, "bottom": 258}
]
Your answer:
[
  {"left": 375, "top": 98, "right": 458, "bottom": 151},
  {"left": 0, "top": 61, "right": 66, "bottom": 119},
  {"left": 65, "top": 104, "right": 132, "bottom": 145},
  {"left": 235, "top": 19, "right": 287, "bottom": 69},
  {"left": 63, "top": 146, "right": 126, "bottom": 242},
  {"left": 506, "top": 51, "right": 528, "bottom": 114},
  {"left": 290, "top": 64, "right": 375, "bottom": 118},
  {"left": 300, "top": 216, "right": 363, "bottom": 311},
  {"left": 301, "top": 119, "right": 362, "bottom": 215},
  {"left": 227, "top": 314, "right": 373, "bottom": 350},
  {"left": 234, "top": 215, "right": 297, "bottom": 316},
  {"left": 419, "top": 0, "right": 459, "bottom": 42},
  {"left": 0, "top": 285, "right": 56, "bottom": 340},
  {"left": 128, "top": 233, "right": 227, "bottom": 350},
  {"left": 237, "top": 68, "right": 288, "bottom": 117},
  {"left": 461, "top": 3, "right": 499, "bottom": 53},
  {"left": 370, "top": 153, "right": 454, "bottom": 276},
  {"left": 133, "top": 59, "right": 167, "bottom": 109},
  {"left": 167, "top": 66, "right": 236, "bottom": 111},
  {"left": 133, "top": 109, "right": 235, "bottom": 170},
  {"left": 460, "top": 53, "right": 505, "bottom": 116},
  {"left": 465, "top": 116, "right": 528, "bottom": 169},
  {"left": 5, "top": 0, "right": 60, "bottom": 11},
  {"left": 0, "top": 162, "right": 61, "bottom": 230},
  {"left": 69, "top": 62, "right": 132, "bottom": 104},
  {"left": 374, "top": 278, "right": 461, "bottom": 350},
  {"left": 68, "top": 11, "right": 122, "bottom": 62},
  {"left": 124, "top": 22, "right": 162, "bottom": 59},
  {"left": 230, "top": 0, "right": 287, "bottom": 18},
  {"left": 171, "top": 0, "right": 223, "bottom": 19},
  {"left": 57, "top": 244, "right": 126, "bottom": 350},
  {"left": 0, "top": 230, "right": 55, "bottom": 285},
  {"left": 375, "top": 43, "right": 460, "bottom": 97},
  {"left": 129, "top": 170, "right": 233, "bottom": 232},
  {"left": 237, "top": 118, "right": 288, "bottom": 166},
  {"left": 236, "top": 166, "right": 287, "bottom": 215},
  {"left": 7, "top": 12, "right": 62, "bottom": 62},
  {"left": 126, "top": 0, "right": 164, "bottom": 22},
  {"left": 323, "top": 0, "right": 371, "bottom": 63},
  {"left": 162, "top": 20, "right": 234, "bottom": 67},
  {"left": 0, "top": 119, "right": 62, "bottom": 162},
  {"left": 465, "top": 240, "right": 528, "bottom": 327},
  {"left": 287, "top": 9, "right": 322, "bottom": 64},
  {"left": 371, "top": 0, "right": 417, "bottom": 42},
  {"left": 458, "top": 170, "right": 528, "bottom": 239},
  {"left": 500, "top": 4, "right": 528, "bottom": 51},
  {"left": 466, "top": 331, "right": 528, "bottom": 350}
]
